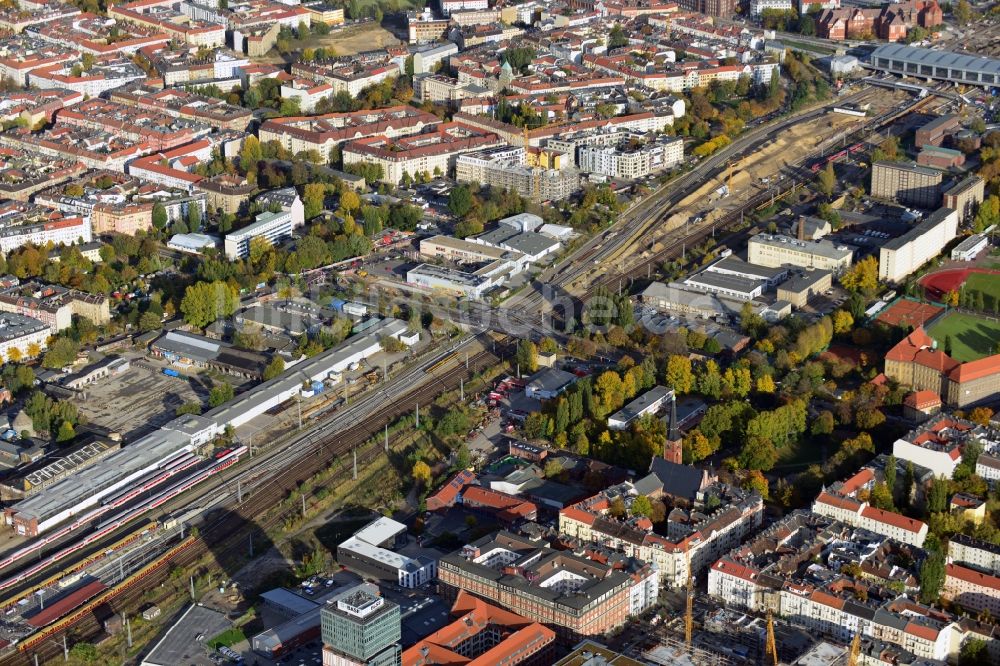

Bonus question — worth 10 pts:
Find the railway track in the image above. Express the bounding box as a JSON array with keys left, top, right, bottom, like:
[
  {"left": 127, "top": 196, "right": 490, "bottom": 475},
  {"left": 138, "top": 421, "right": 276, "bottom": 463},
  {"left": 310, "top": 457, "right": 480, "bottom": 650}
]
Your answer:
[
  {"left": 585, "top": 92, "right": 940, "bottom": 297},
  {"left": 3, "top": 346, "right": 504, "bottom": 666}
]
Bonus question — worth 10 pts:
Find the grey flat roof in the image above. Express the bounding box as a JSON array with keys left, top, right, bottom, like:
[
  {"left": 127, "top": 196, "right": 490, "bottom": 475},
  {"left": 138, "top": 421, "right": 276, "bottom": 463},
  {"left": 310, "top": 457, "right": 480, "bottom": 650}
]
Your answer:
[
  {"left": 141, "top": 604, "right": 231, "bottom": 666},
  {"left": 261, "top": 588, "right": 319, "bottom": 616},
  {"left": 871, "top": 44, "right": 1000, "bottom": 76},
  {"left": 608, "top": 386, "right": 672, "bottom": 425},
  {"left": 407, "top": 263, "right": 491, "bottom": 287},
  {"left": 874, "top": 160, "right": 943, "bottom": 178},
  {"left": 749, "top": 234, "right": 854, "bottom": 261},
  {"left": 709, "top": 255, "right": 787, "bottom": 280},
  {"left": 919, "top": 114, "right": 957, "bottom": 133},
  {"left": 502, "top": 232, "right": 559, "bottom": 258},
  {"left": 475, "top": 226, "right": 520, "bottom": 246},
  {"left": 952, "top": 234, "right": 987, "bottom": 253},
  {"left": 882, "top": 207, "right": 955, "bottom": 252},
  {"left": 779, "top": 269, "right": 832, "bottom": 293},
  {"left": 943, "top": 174, "right": 984, "bottom": 196},
  {"left": 354, "top": 516, "right": 407, "bottom": 546},
  {"left": 526, "top": 368, "right": 577, "bottom": 392},
  {"left": 13, "top": 427, "right": 192, "bottom": 523},
  {"left": 685, "top": 271, "right": 763, "bottom": 295}
]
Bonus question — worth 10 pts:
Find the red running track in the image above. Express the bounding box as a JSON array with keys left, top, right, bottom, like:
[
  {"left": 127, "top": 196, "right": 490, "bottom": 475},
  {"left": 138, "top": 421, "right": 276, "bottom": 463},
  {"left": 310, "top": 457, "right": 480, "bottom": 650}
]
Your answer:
[{"left": 919, "top": 268, "right": 1000, "bottom": 300}]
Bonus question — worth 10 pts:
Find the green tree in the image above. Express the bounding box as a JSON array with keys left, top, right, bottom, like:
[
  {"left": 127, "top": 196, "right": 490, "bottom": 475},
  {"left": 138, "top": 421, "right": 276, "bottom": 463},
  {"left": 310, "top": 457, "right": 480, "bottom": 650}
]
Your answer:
[
  {"left": 608, "top": 23, "right": 628, "bottom": 49},
  {"left": 448, "top": 185, "right": 474, "bottom": 218},
  {"left": 631, "top": 495, "right": 653, "bottom": 517},
  {"left": 180, "top": 280, "right": 239, "bottom": 329},
  {"left": 739, "top": 437, "right": 778, "bottom": 472},
  {"left": 186, "top": 203, "right": 201, "bottom": 231},
  {"left": 812, "top": 410, "right": 835, "bottom": 436},
  {"left": 516, "top": 340, "right": 538, "bottom": 374},
  {"left": 840, "top": 256, "right": 879, "bottom": 294},
  {"left": 56, "top": 420, "right": 75, "bottom": 442},
  {"left": 919, "top": 549, "right": 946, "bottom": 604},
  {"left": 42, "top": 337, "right": 79, "bottom": 369},
  {"left": 152, "top": 202, "right": 168, "bottom": 230},
  {"left": 960, "top": 639, "right": 989, "bottom": 666},
  {"left": 303, "top": 183, "right": 326, "bottom": 220},
  {"left": 928, "top": 477, "right": 950, "bottom": 513},
  {"left": 262, "top": 356, "right": 285, "bottom": 381},
  {"left": 885, "top": 454, "right": 897, "bottom": 496},
  {"left": 208, "top": 382, "right": 235, "bottom": 408},
  {"left": 954, "top": 0, "right": 973, "bottom": 24},
  {"left": 817, "top": 161, "right": 836, "bottom": 197}
]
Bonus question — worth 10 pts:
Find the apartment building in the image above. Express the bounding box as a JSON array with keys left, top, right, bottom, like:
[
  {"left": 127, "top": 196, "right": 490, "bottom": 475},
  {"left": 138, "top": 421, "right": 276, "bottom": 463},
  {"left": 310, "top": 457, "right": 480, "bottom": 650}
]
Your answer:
[
  {"left": 437, "top": 531, "right": 658, "bottom": 644},
  {"left": 943, "top": 564, "right": 1000, "bottom": 617},
  {"left": 413, "top": 43, "right": 459, "bottom": 74},
  {"left": 455, "top": 147, "right": 580, "bottom": 203},
  {"left": 559, "top": 478, "right": 763, "bottom": 589},
  {"left": 27, "top": 57, "right": 147, "bottom": 96},
  {"left": 577, "top": 137, "right": 684, "bottom": 179},
  {"left": 949, "top": 534, "right": 1000, "bottom": 575},
  {"left": 811, "top": 470, "right": 928, "bottom": 546},
  {"left": 342, "top": 123, "right": 502, "bottom": 185},
  {"left": 871, "top": 161, "right": 944, "bottom": 208},
  {"left": 407, "top": 12, "right": 450, "bottom": 44},
  {"left": 708, "top": 511, "right": 956, "bottom": 662},
  {"left": 0, "top": 205, "right": 91, "bottom": 255},
  {"left": 110, "top": 86, "right": 251, "bottom": 132},
  {"left": 747, "top": 233, "right": 854, "bottom": 273},
  {"left": 0, "top": 282, "right": 109, "bottom": 331},
  {"left": 890, "top": 415, "right": 979, "bottom": 479},
  {"left": 55, "top": 98, "right": 212, "bottom": 152},
  {"left": 0, "top": 35, "right": 78, "bottom": 86},
  {"left": 879, "top": 207, "right": 959, "bottom": 283},
  {"left": 110, "top": 0, "right": 226, "bottom": 47},
  {"left": 292, "top": 61, "right": 399, "bottom": 98},
  {"left": 224, "top": 210, "right": 294, "bottom": 260},
  {"left": 0, "top": 313, "right": 50, "bottom": 362},
  {"left": 942, "top": 175, "right": 985, "bottom": 224},
  {"left": 258, "top": 106, "right": 440, "bottom": 157}
]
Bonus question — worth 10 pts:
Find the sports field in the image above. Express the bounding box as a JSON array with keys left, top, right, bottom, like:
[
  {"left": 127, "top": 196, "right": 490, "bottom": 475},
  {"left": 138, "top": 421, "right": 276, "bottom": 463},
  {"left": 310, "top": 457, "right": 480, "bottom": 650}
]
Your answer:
[
  {"left": 927, "top": 311, "right": 1000, "bottom": 362},
  {"left": 963, "top": 271, "right": 1000, "bottom": 310}
]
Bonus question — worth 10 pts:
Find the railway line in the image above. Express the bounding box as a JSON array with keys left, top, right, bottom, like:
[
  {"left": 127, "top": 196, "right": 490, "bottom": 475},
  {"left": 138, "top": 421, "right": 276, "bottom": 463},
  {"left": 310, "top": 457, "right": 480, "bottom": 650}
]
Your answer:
[
  {"left": 0, "top": 343, "right": 505, "bottom": 666},
  {"left": 583, "top": 90, "right": 940, "bottom": 297}
]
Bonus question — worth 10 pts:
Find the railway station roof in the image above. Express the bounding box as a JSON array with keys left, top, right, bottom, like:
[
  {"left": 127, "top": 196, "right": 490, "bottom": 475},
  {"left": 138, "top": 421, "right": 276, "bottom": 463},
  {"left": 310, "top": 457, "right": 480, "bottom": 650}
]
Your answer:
[{"left": 871, "top": 44, "right": 1000, "bottom": 78}]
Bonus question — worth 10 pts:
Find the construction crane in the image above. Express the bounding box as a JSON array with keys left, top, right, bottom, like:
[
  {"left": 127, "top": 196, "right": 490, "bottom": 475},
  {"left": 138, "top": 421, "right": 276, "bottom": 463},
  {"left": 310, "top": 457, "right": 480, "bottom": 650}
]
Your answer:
[
  {"left": 765, "top": 611, "right": 778, "bottom": 666},
  {"left": 685, "top": 544, "right": 693, "bottom": 648},
  {"left": 847, "top": 633, "right": 861, "bottom": 666}
]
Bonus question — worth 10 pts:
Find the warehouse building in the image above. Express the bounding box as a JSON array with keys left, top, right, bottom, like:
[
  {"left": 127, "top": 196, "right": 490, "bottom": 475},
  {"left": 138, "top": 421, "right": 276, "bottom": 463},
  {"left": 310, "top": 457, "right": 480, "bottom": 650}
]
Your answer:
[
  {"left": 406, "top": 263, "right": 496, "bottom": 299},
  {"left": 870, "top": 44, "right": 1000, "bottom": 88},
  {"left": 951, "top": 234, "right": 989, "bottom": 261},
  {"left": 879, "top": 207, "right": 958, "bottom": 283}
]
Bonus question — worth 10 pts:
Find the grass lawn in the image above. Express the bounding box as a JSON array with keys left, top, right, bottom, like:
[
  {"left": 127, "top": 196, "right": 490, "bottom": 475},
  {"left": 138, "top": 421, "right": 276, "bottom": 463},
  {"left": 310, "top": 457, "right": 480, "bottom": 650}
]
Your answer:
[
  {"left": 773, "top": 438, "right": 825, "bottom": 470},
  {"left": 207, "top": 628, "right": 246, "bottom": 649},
  {"left": 963, "top": 272, "right": 1000, "bottom": 308},
  {"left": 927, "top": 311, "right": 1000, "bottom": 362}
]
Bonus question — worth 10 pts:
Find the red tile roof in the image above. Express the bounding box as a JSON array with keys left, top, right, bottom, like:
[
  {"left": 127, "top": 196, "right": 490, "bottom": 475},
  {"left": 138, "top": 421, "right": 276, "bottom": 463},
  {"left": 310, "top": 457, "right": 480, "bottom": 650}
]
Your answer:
[
  {"left": 840, "top": 469, "right": 875, "bottom": 495},
  {"left": 860, "top": 506, "right": 926, "bottom": 533},
  {"left": 904, "top": 389, "right": 941, "bottom": 410},
  {"left": 816, "top": 492, "right": 861, "bottom": 512},
  {"left": 947, "top": 563, "right": 1000, "bottom": 592}
]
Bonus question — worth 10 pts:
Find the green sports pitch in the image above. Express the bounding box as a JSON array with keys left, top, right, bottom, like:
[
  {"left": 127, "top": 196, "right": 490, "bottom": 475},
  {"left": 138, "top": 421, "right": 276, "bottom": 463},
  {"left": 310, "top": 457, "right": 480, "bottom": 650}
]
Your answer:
[{"left": 927, "top": 311, "right": 1000, "bottom": 362}]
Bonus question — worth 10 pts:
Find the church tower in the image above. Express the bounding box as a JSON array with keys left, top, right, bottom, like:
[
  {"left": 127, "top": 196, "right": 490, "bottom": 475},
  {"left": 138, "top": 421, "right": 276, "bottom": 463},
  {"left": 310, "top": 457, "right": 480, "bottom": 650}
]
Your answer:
[{"left": 663, "top": 392, "right": 683, "bottom": 464}]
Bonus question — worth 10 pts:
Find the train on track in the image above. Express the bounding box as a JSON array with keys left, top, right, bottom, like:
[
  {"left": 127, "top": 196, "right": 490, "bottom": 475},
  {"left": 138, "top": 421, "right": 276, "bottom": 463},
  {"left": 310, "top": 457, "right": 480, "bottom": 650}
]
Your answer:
[{"left": 0, "top": 447, "right": 245, "bottom": 595}]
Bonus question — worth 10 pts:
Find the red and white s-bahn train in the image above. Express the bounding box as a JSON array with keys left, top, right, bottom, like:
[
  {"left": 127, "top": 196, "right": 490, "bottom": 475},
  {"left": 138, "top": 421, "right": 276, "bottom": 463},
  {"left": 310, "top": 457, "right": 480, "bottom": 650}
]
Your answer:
[{"left": 0, "top": 447, "right": 246, "bottom": 592}]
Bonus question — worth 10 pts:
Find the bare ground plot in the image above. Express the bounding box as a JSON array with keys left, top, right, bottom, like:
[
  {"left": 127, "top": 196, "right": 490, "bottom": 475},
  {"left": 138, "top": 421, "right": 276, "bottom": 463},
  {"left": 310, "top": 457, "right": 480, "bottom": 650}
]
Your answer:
[
  {"left": 76, "top": 359, "right": 247, "bottom": 440},
  {"left": 255, "top": 24, "right": 402, "bottom": 64}
]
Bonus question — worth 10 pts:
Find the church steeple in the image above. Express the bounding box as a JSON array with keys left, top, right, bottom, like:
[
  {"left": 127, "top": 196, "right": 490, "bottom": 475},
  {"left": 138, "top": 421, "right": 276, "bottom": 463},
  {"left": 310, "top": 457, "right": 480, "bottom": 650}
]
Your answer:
[{"left": 664, "top": 391, "right": 682, "bottom": 464}]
